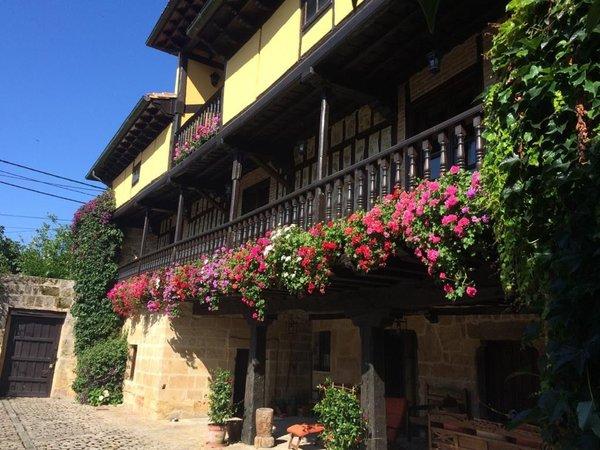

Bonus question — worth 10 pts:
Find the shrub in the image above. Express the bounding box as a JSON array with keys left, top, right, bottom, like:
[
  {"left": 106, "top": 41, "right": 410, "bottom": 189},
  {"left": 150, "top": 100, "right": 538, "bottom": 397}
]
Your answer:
[
  {"left": 72, "top": 336, "right": 127, "bottom": 406},
  {"left": 313, "top": 381, "right": 367, "bottom": 450},
  {"left": 207, "top": 368, "right": 234, "bottom": 425}
]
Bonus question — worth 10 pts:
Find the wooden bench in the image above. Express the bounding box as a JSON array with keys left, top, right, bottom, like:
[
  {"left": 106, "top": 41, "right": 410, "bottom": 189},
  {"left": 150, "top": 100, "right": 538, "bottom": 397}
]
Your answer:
[
  {"left": 286, "top": 423, "right": 325, "bottom": 450},
  {"left": 408, "top": 385, "right": 471, "bottom": 439},
  {"left": 429, "top": 413, "right": 543, "bottom": 449}
]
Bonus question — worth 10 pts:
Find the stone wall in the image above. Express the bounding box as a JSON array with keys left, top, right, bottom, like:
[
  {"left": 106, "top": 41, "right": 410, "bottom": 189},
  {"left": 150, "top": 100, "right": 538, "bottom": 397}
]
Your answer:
[
  {"left": 265, "top": 311, "right": 312, "bottom": 408},
  {"left": 121, "top": 308, "right": 538, "bottom": 420},
  {"left": 0, "top": 275, "right": 76, "bottom": 398},
  {"left": 405, "top": 313, "right": 539, "bottom": 416},
  {"left": 123, "top": 304, "right": 250, "bottom": 419},
  {"left": 123, "top": 306, "right": 315, "bottom": 419},
  {"left": 311, "top": 319, "right": 361, "bottom": 390}
]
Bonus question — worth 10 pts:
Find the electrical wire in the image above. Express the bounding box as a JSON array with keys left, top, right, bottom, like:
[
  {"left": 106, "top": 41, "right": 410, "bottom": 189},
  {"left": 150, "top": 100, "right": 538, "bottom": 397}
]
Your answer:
[
  {"left": 0, "top": 172, "right": 95, "bottom": 197},
  {"left": 0, "top": 180, "right": 85, "bottom": 204},
  {"left": 0, "top": 169, "right": 101, "bottom": 193},
  {"left": 0, "top": 213, "right": 70, "bottom": 222},
  {"left": 0, "top": 159, "right": 104, "bottom": 190}
]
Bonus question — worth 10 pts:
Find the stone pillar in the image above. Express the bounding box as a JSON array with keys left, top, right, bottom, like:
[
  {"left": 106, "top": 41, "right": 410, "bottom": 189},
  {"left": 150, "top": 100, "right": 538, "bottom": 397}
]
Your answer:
[
  {"left": 353, "top": 314, "right": 387, "bottom": 450},
  {"left": 242, "top": 321, "right": 268, "bottom": 445}
]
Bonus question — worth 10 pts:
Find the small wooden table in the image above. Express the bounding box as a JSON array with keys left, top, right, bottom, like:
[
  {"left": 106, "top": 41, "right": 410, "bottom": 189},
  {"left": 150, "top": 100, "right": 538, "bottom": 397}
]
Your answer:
[{"left": 286, "top": 423, "right": 325, "bottom": 450}]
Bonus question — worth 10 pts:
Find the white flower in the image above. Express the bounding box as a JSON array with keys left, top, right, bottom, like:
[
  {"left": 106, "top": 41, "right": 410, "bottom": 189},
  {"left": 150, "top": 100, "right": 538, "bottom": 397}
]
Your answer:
[
  {"left": 103, "top": 390, "right": 109, "bottom": 396},
  {"left": 98, "top": 395, "right": 104, "bottom": 401}
]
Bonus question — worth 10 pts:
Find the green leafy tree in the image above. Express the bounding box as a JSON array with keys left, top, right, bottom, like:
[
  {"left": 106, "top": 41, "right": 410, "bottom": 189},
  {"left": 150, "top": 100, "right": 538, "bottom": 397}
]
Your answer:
[
  {"left": 0, "top": 225, "right": 21, "bottom": 274},
  {"left": 483, "top": 0, "right": 599, "bottom": 447},
  {"left": 16, "top": 216, "right": 73, "bottom": 279}
]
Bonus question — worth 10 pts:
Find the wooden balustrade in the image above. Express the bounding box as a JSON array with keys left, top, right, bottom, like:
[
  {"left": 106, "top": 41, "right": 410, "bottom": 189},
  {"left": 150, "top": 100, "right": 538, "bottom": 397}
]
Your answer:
[
  {"left": 174, "top": 89, "right": 222, "bottom": 151},
  {"left": 118, "top": 106, "right": 483, "bottom": 280}
]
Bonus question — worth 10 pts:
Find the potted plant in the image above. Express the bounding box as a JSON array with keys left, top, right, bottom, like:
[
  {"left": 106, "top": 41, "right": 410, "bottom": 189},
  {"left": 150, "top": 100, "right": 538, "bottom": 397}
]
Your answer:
[
  {"left": 313, "top": 380, "right": 367, "bottom": 450},
  {"left": 207, "top": 368, "right": 234, "bottom": 447}
]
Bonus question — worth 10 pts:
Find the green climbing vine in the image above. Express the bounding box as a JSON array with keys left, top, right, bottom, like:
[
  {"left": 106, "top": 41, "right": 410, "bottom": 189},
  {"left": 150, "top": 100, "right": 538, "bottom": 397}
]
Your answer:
[
  {"left": 70, "top": 191, "right": 126, "bottom": 405},
  {"left": 482, "top": 0, "right": 600, "bottom": 447}
]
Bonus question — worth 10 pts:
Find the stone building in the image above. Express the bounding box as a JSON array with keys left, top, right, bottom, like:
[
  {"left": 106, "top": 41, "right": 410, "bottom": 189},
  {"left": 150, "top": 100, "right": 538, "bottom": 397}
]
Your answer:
[{"left": 86, "top": 1, "right": 542, "bottom": 448}]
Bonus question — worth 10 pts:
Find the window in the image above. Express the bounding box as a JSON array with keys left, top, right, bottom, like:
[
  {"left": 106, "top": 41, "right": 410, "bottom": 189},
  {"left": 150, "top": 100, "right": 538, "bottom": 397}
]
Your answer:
[
  {"left": 132, "top": 161, "right": 141, "bottom": 186},
  {"left": 313, "top": 331, "right": 331, "bottom": 372},
  {"left": 241, "top": 179, "right": 270, "bottom": 215},
  {"left": 302, "top": 0, "right": 331, "bottom": 28},
  {"left": 126, "top": 345, "right": 138, "bottom": 380}
]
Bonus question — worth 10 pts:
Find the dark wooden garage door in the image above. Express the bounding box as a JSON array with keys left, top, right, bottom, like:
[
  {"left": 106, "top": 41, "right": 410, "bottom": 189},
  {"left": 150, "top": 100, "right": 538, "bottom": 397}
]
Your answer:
[{"left": 0, "top": 309, "right": 65, "bottom": 397}]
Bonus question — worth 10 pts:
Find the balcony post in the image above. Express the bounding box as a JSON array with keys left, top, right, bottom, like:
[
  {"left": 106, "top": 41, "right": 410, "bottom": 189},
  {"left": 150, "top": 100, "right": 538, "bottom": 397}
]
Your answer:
[
  {"left": 438, "top": 132, "right": 448, "bottom": 175},
  {"left": 229, "top": 152, "right": 243, "bottom": 222},
  {"left": 139, "top": 209, "right": 150, "bottom": 257},
  {"left": 473, "top": 115, "right": 484, "bottom": 169},
  {"left": 455, "top": 124, "right": 466, "bottom": 169},
  {"left": 174, "top": 190, "right": 185, "bottom": 243},
  {"left": 169, "top": 53, "right": 188, "bottom": 168},
  {"left": 241, "top": 319, "right": 268, "bottom": 445},
  {"left": 315, "top": 88, "right": 330, "bottom": 221}
]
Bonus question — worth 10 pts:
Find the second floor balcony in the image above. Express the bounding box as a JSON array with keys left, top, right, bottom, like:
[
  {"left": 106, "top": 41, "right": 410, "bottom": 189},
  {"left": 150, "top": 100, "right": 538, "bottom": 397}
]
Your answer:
[{"left": 118, "top": 105, "right": 484, "bottom": 280}]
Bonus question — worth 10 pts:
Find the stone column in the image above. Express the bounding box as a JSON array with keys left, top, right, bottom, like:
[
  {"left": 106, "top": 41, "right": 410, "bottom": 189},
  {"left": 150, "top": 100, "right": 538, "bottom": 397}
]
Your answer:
[
  {"left": 353, "top": 313, "right": 387, "bottom": 450},
  {"left": 242, "top": 321, "right": 268, "bottom": 445}
]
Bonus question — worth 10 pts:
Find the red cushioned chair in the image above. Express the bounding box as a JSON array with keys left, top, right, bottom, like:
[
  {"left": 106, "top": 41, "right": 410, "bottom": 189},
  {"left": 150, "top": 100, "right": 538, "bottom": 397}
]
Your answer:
[{"left": 386, "top": 397, "right": 408, "bottom": 444}]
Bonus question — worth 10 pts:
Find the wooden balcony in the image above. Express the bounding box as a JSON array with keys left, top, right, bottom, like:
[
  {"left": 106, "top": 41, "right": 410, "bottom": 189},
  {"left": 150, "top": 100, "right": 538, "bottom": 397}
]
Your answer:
[
  {"left": 174, "top": 89, "right": 222, "bottom": 157},
  {"left": 118, "top": 106, "right": 483, "bottom": 280}
]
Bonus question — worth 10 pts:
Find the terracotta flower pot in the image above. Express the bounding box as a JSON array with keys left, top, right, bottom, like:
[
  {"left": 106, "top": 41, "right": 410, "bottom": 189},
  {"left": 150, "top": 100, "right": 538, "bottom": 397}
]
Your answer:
[{"left": 207, "top": 423, "right": 227, "bottom": 447}]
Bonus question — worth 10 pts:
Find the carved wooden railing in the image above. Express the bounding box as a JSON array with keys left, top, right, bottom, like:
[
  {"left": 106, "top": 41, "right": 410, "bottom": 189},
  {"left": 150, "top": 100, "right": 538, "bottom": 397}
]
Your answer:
[
  {"left": 174, "top": 88, "right": 222, "bottom": 150},
  {"left": 118, "top": 105, "right": 483, "bottom": 280}
]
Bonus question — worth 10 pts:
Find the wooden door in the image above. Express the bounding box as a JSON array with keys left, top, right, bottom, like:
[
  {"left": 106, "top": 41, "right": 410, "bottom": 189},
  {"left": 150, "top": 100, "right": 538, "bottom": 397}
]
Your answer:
[
  {"left": 480, "top": 340, "right": 539, "bottom": 422},
  {"left": 233, "top": 348, "right": 249, "bottom": 417},
  {"left": 0, "top": 310, "right": 65, "bottom": 397}
]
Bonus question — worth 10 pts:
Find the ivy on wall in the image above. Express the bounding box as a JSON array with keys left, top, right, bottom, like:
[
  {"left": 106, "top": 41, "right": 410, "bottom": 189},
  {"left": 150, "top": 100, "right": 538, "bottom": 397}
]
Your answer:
[
  {"left": 70, "top": 191, "right": 126, "bottom": 405},
  {"left": 483, "top": 0, "right": 599, "bottom": 447}
]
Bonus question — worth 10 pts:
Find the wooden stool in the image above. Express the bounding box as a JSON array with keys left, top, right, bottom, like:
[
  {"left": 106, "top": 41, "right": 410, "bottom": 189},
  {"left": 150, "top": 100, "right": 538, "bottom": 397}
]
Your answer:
[{"left": 286, "top": 423, "right": 325, "bottom": 450}]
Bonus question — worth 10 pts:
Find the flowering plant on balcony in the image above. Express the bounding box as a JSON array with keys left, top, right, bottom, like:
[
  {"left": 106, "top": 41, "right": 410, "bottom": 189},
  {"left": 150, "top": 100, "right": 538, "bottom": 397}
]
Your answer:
[
  {"left": 221, "top": 236, "right": 272, "bottom": 320},
  {"left": 107, "top": 273, "right": 150, "bottom": 317},
  {"left": 398, "top": 167, "right": 490, "bottom": 300},
  {"left": 109, "top": 167, "right": 491, "bottom": 321},
  {"left": 173, "top": 115, "right": 220, "bottom": 165}
]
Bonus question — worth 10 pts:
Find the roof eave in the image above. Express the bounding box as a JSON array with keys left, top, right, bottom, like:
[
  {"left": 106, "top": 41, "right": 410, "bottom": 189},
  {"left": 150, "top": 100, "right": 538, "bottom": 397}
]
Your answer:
[{"left": 86, "top": 94, "right": 176, "bottom": 183}]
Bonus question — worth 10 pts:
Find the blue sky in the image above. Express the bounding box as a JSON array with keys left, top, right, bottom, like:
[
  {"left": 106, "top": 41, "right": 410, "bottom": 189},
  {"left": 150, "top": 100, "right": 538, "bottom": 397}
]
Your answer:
[{"left": 0, "top": 1, "right": 174, "bottom": 241}]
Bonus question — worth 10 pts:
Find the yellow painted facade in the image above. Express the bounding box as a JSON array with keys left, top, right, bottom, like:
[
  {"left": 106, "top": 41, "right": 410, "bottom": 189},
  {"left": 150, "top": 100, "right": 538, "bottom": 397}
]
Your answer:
[
  {"left": 334, "top": 0, "right": 363, "bottom": 25},
  {"left": 257, "top": 0, "right": 301, "bottom": 94},
  {"left": 110, "top": 0, "right": 365, "bottom": 207},
  {"left": 223, "top": 0, "right": 362, "bottom": 124},
  {"left": 182, "top": 60, "right": 223, "bottom": 126},
  {"left": 222, "top": 31, "right": 261, "bottom": 124},
  {"left": 112, "top": 124, "right": 172, "bottom": 208},
  {"left": 300, "top": 7, "right": 333, "bottom": 56}
]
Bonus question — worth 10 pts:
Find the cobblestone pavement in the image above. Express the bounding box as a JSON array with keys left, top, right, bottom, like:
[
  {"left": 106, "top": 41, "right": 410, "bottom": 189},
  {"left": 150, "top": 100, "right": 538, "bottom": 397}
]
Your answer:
[{"left": 0, "top": 398, "right": 204, "bottom": 449}]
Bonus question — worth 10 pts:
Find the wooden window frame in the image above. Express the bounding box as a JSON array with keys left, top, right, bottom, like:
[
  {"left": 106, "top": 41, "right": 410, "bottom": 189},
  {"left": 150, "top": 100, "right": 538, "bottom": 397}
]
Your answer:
[
  {"left": 301, "top": 0, "right": 332, "bottom": 32},
  {"left": 313, "top": 330, "right": 331, "bottom": 372},
  {"left": 131, "top": 161, "right": 141, "bottom": 186}
]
